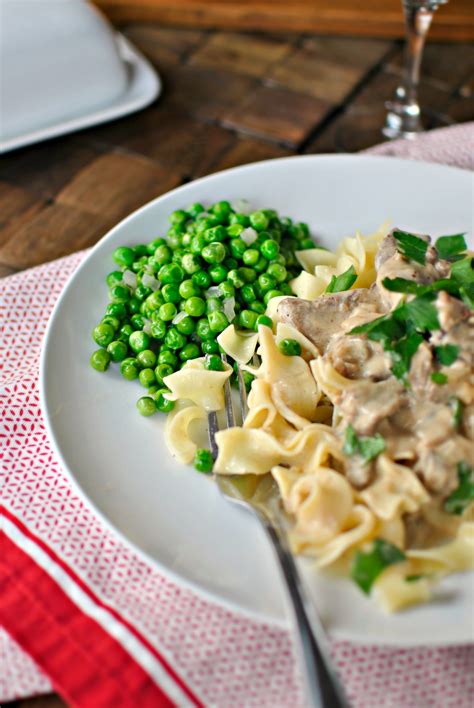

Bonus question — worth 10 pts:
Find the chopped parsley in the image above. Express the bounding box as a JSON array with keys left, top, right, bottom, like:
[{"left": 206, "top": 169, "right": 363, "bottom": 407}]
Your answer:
[
  {"left": 435, "top": 233, "right": 467, "bottom": 261},
  {"left": 444, "top": 462, "right": 474, "bottom": 515},
  {"left": 351, "top": 539, "right": 406, "bottom": 594},
  {"left": 325, "top": 265, "right": 357, "bottom": 294},
  {"left": 343, "top": 424, "right": 385, "bottom": 463},
  {"left": 434, "top": 344, "right": 459, "bottom": 366},
  {"left": 390, "top": 333, "right": 424, "bottom": 381},
  {"left": 431, "top": 371, "right": 448, "bottom": 385},
  {"left": 393, "top": 230, "right": 428, "bottom": 265},
  {"left": 451, "top": 256, "right": 474, "bottom": 308}
]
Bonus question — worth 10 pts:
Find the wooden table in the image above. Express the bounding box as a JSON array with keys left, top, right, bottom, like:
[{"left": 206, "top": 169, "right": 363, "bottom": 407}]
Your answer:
[{"left": 2, "top": 23, "right": 473, "bottom": 708}]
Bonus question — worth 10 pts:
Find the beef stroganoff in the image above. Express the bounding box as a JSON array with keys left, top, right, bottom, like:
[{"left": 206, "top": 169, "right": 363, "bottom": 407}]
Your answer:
[{"left": 164, "top": 226, "right": 474, "bottom": 611}]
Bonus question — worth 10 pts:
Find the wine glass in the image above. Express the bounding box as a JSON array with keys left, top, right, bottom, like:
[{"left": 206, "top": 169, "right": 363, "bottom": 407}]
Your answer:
[{"left": 383, "top": 0, "right": 449, "bottom": 139}]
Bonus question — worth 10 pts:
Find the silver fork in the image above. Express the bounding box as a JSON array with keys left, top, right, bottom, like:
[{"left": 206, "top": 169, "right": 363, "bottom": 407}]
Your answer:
[{"left": 207, "top": 354, "right": 348, "bottom": 708}]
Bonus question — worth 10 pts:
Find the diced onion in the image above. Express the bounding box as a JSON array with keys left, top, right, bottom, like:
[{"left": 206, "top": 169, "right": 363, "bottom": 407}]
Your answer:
[
  {"left": 241, "top": 227, "right": 257, "bottom": 246},
  {"left": 223, "top": 297, "right": 236, "bottom": 322},
  {"left": 123, "top": 270, "right": 137, "bottom": 288},
  {"left": 206, "top": 286, "right": 222, "bottom": 298},
  {"left": 172, "top": 310, "right": 188, "bottom": 325},
  {"left": 232, "top": 199, "right": 251, "bottom": 215},
  {"left": 142, "top": 319, "right": 152, "bottom": 335},
  {"left": 142, "top": 273, "right": 159, "bottom": 291}
]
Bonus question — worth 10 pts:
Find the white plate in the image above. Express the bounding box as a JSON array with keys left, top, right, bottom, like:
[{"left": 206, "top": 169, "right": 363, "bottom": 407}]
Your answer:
[
  {"left": 40, "top": 155, "right": 474, "bottom": 646},
  {"left": 0, "top": 34, "right": 160, "bottom": 153}
]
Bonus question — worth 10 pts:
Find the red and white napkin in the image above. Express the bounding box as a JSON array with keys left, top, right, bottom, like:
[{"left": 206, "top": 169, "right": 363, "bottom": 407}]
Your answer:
[{"left": 2, "top": 123, "right": 474, "bottom": 707}]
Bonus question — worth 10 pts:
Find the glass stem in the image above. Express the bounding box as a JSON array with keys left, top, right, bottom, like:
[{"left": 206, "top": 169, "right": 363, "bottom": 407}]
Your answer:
[{"left": 384, "top": 1, "right": 440, "bottom": 139}]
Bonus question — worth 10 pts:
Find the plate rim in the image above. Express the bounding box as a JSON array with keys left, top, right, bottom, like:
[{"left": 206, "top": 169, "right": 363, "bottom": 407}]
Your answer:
[{"left": 39, "top": 153, "right": 474, "bottom": 645}]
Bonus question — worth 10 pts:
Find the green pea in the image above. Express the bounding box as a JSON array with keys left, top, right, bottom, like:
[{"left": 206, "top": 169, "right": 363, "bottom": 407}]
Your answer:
[
  {"left": 209, "top": 264, "right": 227, "bottom": 284},
  {"left": 280, "top": 283, "right": 293, "bottom": 295},
  {"left": 212, "top": 200, "right": 232, "bottom": 219},
  {"left": 187, "top": 202, "right": 205, "bottom": 218},
  {"left": 176, "top": 316, "right": 196, "bottom": 335},
  {"left": 164, "top": 328, "right": 186, "bottom": 350},
  {"left": 190, "top": 234, "right": 207, "bottom": 254},
  {"left": 299, "top": 239, "right": 315, "bottom": 250},
  {"left": 128, "top": 297, "right": 141, "bottom": 314},
  {"left": 113, "top": 246, "right": 135, "bottom": 267},
  {"left": 204, "top": 225, "right": 227, "bottom": 243},
  {"left": 158, "top": 263, "right": 184, "bottom": 285},
  {"left": 138, "top": 367, "right": 155, "bottom": 387},
  {"left": 205, "top": 354, "right": 224, "bottom": 371},
  {"left": 256, "top": 315, "right": 273, "bottom": 330},
  {"left": 109, "top": 284, "right": 130, "bottom": 302},
  {"left": 219, "top": 281, "right": 235, "bottom": 299},
  {"left": 119, "top": 323, "right": 134, "bottom": 342},
  {"left": 135, "top": 284, "right": 151, "bottom": 302},
  {"left": 243, "top": 249, "right": 259, "bottom": 266},
  {"left": 201, "top": 339, "right": 219, "bottom": 354},
  {"left": 196, "top": 318, "right": 213, "bottom": 341},
  {"left": 208, "top": 310, "right": 229, "bottom": 333},
  {"left": 249, "top": 301, "right": 265, "bottom": 314},
  {"left": 153, "top": 245, "right": 172, "bottom": 266},
  {"left": 264, "top": 289, "right": 283, "bottom": 305},
  {"left": 179, "top": 279, "right": 201, "bottom": 300},
  {"left": 106, "top": 340, "right": 128, "bottom": 362},
  {"left": 90, "top": 348, "right": 111, "bottom": 372},
  {"left": 260, "top": 239, "right": 279, "bottom": 260},
  {"left": 136, "top": 396, "right": 157, "bottom": 417},
  {"left": 158, "top": 350, "right": 178, "bottom": 367},
  {"left": 230, "top": 238, "right": 247, "bottom": 259},
  {"left": 229, "top": 213, "right": 249, "bottom": 226},
  {"left": 106, "top": 302, "right": 126, "bottom": 319},
  {"left": 170, "top": 209, "right": 188, "bottom": 226},
  {"left": 238, "top": 309, "right": 258, "bottom": 330},
  {"left": 241, "top": 282, "right": 257, "bottom": 303},
  {"left": 202, "top": 242, "right": 226, "bottom": 264},
  {"left": 129, "top": 330, "right": 150, "bottom": 353},
  {"left": 150, "top": 319, "right": 166, "bottom": 340},
  {"left": 181, "top": 253, "right": 202, "bottom": 275},
  {"left": 184, "top": 296, "right": 206, "bottom": 318},
  {"left": 278, "top": 338, "right": 301, "bottom": 356},
  {"left": 154, "top": 389, "right": 175, "bottom": 413},
  {"left": 192, "top": 270, "right": 211, "bottom": 289},
  {"left": 101, "top": 315, "right": 120, "bottom": 331},
  {"left": 120, "top": 357, "right": 139, "bottom": 380},
  {"left": 238, "top": 267, "right": 256, "bottom": 284},
  {"left": 131, "top": 314, "right": 145, "bottom": 330},
  {"left": 226, "top": 223, "right": 244, "bottom": 237},
  {"left": 227, "top": 269, "right": 244, "bottom": 289},
  {"left": 194, "top": 448, "right": 213, "bottom": 473},
  {"left": 254, "top": 257, "right": 268, "bottom": 273},
  {"left": 145, "top": 291, "right": 165, "bottom": 312},
  {"left": 249, "top": 211, "right": 269, "bottom": 231},
  {"left": 155, "top": 362, "right": 174, "bottom": 384},
  {"left": 158, "top": 303, "right": 177, "bottom": 322},
  {"left": 160, "top": 283, "right": 180, "bottom": 304},
  {"left": 179, "top": 343, "right": 201, "bottom": 361},
  {"left": 267, "top": 263, "right": 287, "bottom": 283},
  {"left": 146, "top": 238, "right": 166, "bottom": 255},
  {"left": 106, "top": 270, "right": 123, "bottom": 287},
  {"left": 206, "top": 297, "right": 222, "bottom": 314},
  {"left": 258, "top": 273, "right": 277, "bottom": 293},
  {"left": 93, "top": 323, "right": 115, "bottom": 348},
  {"left": 131, "top": 256, "right": 148, "bottom": 273},
  {"left": 224, "top": 257, "right": 238, "bottom": 272},
  {"left": 136, "top": 349, "right": 157, "bottom": 368}
]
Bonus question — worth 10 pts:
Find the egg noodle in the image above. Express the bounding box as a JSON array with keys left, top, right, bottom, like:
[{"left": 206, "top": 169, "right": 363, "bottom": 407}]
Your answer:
[{"left": 163, "top": 225, "right": 474, "bottom": 612}]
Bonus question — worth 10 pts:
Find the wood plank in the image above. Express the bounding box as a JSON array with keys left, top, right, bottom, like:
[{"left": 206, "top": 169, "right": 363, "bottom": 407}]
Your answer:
[
  {"left": 122, "top": 24, "right": 207, "bottom": 67},
  {"left": 202, "top": 135, "right": 291, "bottom": 174},
  {"left": 222, "top": 85, "right": 330, "bottom": 146},
  {"left": 94, "top": 0, "right": 474, "bottom": 41}
]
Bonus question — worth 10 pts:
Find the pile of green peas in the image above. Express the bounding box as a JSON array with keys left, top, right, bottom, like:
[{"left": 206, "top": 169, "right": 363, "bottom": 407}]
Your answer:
[{"left": 89, "top": 200, "right": 313, "bottom": 464}]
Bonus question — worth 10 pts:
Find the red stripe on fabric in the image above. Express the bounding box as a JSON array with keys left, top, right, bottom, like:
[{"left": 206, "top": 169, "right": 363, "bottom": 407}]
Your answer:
[
  {"left": 0, "top": 532, "right": 174, "bottom": 708},
  {"left": 1, "top": 505, "right": 202, "bottom": 708}
]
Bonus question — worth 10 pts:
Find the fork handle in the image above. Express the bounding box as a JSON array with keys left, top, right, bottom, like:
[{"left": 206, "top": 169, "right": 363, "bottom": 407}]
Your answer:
[{"left": 263, "top": 522, "right": 348, "bottom": 708}]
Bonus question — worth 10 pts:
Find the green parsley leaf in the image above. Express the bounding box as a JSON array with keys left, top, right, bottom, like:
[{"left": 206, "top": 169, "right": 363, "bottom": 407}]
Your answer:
[
  {"left": 451, "top": 256, "right": 474, "bottom": 289},
  {"left": 403, "top": 294, "right": 440, "bottom": 331},
  {"left": 382, "top": 277, "right": 423, "bottom": 295},
  {"left": 390, "top": 332, "right": 424, "bottom": 381},
  {"left": 444, "top": 462, "right": 474, "bottom": 515},
  {"left": 431, "top": 372, "right": 448, "bottom": 385},
  {"left": 343, "top": 424, "right": 385, "bottom": 463},
  {"left": 434, "top": 344, "right": 459, "bottom": 366},
  {"left": 351, "top": 539, "right": 406, "bottom": 594},
  {"left": 449, "top": 397, "right": 463, "bottom": 430},
  {"left": 393, "top": 230, "right": 428, "bottom": 265},
  {"left": 435, "top": 233, "right": 467, "bottom": 261},
  {"left": 325, "top": 265, "right": 358, "bottom": 294},
  {"left": 459, "top": 285, "right": 474, "bottom": 309},
  {"left": 349, "top": 311, "right": 405, "bottom": 345}
]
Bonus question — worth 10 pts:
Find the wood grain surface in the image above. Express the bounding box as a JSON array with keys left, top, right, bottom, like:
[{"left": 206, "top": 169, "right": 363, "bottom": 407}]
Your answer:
[
  {"left": 94, "top": 0, "right": 474, "bottom": 40},
  {"left": 2, "top": 21, "right": 473, "bottom": 707}
]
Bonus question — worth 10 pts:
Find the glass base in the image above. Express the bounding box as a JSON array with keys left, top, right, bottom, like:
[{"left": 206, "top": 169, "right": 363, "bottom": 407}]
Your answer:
[{"left": 334, "top": 104, "right": 454, "bottom": 153}]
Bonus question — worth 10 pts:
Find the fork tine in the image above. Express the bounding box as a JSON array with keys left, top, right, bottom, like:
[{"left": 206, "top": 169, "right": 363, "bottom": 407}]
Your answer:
[
  {"left": 220, "top": 353, "right": 235, "bottom": 428},
  {"left": 207, "top": 410, "right": 219, "bottom": 461},
  {"left": 236, "top": 364, "right": 248, "bottom": 421}
]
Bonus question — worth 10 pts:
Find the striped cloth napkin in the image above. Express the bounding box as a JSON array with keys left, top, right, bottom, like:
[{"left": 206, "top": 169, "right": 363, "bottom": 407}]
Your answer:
[{"left": 1, "top": 123, "right": 473, "bottom": 707}]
